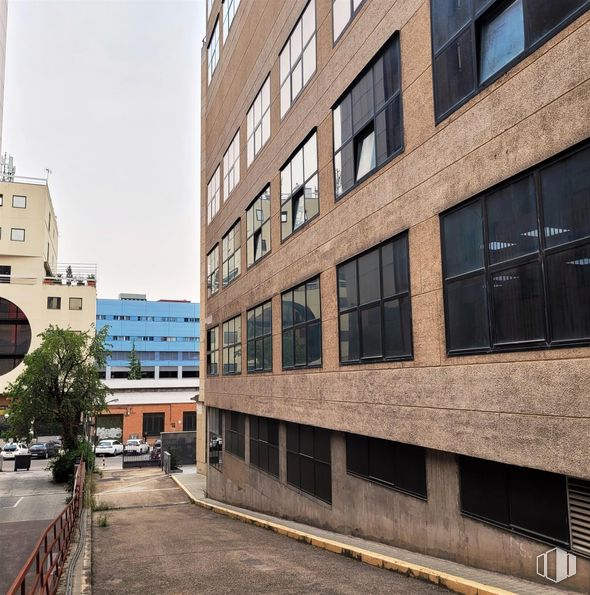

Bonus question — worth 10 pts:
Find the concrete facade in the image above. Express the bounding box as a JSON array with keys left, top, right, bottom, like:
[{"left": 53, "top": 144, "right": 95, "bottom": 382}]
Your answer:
[
  {"left": 200, "top": 0, "right": 590, "bottom": 590},
  {"left": 0, "top": 179, "right": 96, "bottom": 395}
]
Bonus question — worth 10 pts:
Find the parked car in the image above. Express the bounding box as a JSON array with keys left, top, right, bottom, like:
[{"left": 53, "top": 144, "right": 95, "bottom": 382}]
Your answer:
[
  {"left": 29, "top": 442, "right": 59, "bottom": 459},
  {"left": 94, "top": 439, "right": 124, "bottom": 456},
  {"left": 1, "top": 442, "right": 29, "bottom": 460},
  {"left": 124, "top": 439, "right": 149, "bottom": 455}
]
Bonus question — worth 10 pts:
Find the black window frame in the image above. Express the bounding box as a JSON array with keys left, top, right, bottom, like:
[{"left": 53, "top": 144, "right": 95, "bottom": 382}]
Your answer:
[
  {"left": 286, "top": 422, "right": 332, "bottom": 504},
  {"left": 332, "top": 32, "right": 403, "bottom": 200},
  {"left": 281, "top": 276, "right": 322, "bottom": 370},
  {"left": 246, "top": 300, "right": 272, "bottom": 373},
  {"left": 206, "top": 326, "right": 219, "bottom": 376},
  {"left": 280, "top": 129, "right": 319, "bottom": 241},
  {"left": 222, "top": 219, "right": 241, "bottom": 287},
  {"left": 207, "top": 244, "right": 219, "bottom": 297},
  {"left": 430, "top": 0, "right": 590, "bottom": 123},
  {"left": 337, "top": 231, "right": 413, "bottom": 364},
  {"left": 246, "top": 186, "right": 271, "bottom": 268},
  {"left": 208, "top": 406, "right": 223, "bottom": 470},
  {"left": 345, "top": 433, "right": 428, "bottom": 500},
  {"left": 143, "top": 412, "right": 165, "bottom": 436},
  {"left": 182, "top": 410, "right": 196, "bottom": 432},
  {"left": 441, "top": 139, "right": 590, "bottom": 355},
  {"left": 47, "top": 297, "right": 61, "bottom": 310},
  {"left": 12, "top": 195, "right": 26, "bottom": 208},
  {"left": 0, "top": 265, "right": 10, "bottom": 284},
  {"left": 225, "top": 411, "right": 245, "bottom": 459},
  {"left": 459, "top": 455, "right": 571, "bottom": 548},
  {"left": 249, "top": 415, "right": 279, "bottom": 478},
  {"left": 0, "top": 297, "right": 31, "bottom": 376},
  {"left": 222, "top": 315, "right": 242, "bottom": 375},
  {"left": 69, "top": 297, "right": 83, "bottom": 311}
]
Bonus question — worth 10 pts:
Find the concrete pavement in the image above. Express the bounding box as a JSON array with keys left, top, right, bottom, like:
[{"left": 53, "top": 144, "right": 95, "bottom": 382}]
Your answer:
[
  {"left": 0, "top": 462, "right": 69, "bottom": 593},
  {"left": 92, "top": 468, "right": 446, "bottom": 594}
]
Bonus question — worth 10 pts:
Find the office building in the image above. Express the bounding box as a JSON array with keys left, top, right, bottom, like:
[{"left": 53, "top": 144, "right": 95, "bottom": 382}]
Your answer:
[{"left": 200, "top": 0, "right": 590, "bottom": 589}]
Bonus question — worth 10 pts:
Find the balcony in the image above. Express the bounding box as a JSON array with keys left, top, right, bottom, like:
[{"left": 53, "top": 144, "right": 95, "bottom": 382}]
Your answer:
[{"left": 43, "top": 264, "right": 97, "bottom": 287}]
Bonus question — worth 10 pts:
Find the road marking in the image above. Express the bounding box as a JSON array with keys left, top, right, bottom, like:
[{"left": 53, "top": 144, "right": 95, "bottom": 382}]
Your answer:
[{"left": 0, "top": 496, "right": 23, "bottom": 509}]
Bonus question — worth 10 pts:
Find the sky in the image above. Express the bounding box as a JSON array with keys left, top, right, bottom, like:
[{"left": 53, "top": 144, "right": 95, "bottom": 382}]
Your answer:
[{"left": 2, "top": 0, "right": 205, "bottom": 302}]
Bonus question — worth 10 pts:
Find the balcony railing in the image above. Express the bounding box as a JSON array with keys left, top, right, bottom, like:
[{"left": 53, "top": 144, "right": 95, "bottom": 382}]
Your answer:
[{"left": 47, "top": 264, "right": 97, "bottom": 286}]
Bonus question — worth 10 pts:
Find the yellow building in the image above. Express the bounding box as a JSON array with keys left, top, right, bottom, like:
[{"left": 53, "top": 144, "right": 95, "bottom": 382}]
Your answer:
[{"left": 0, "top": 175, "right": 97, "bottom": 400}]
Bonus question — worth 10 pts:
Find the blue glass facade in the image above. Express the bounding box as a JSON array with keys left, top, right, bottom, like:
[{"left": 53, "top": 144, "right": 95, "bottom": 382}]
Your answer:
[{"left": 96, "top": 297, "right": 200, "bottom": 378}]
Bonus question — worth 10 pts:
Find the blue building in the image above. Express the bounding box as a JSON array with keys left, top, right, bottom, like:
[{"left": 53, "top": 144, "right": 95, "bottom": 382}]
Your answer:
[{"left": 96, "top": 294, "right": 200, "bottom": 380}]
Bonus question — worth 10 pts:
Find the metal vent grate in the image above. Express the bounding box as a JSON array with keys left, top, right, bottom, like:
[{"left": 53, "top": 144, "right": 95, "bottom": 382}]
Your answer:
[{"left": 569, "top": 478, "right": 590, "bottom": 556}]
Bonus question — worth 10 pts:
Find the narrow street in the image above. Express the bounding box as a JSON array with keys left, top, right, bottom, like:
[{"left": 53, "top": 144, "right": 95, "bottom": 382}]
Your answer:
[
  {"left": 0, "top": 462, "right": 69, "bottom": 593},
  {"left": 92, "top": 469, "right": 446, "bottom": 594}
]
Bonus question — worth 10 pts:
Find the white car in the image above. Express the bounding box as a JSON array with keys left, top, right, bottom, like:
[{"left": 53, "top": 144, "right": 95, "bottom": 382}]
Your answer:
[
  {"left": 1, "top": 442, "right": 29, "bottom": 460},
  {"left": 124, "top": 439, "right": 149, "bottom": 455},
  {"left": 94, "top": 439, "right": 124, "bottom": 456}
]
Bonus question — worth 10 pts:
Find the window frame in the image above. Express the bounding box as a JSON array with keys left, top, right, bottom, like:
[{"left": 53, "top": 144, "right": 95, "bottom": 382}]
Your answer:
[
  {"left": 221, "top": 219, "right": 241, "bottom": 287},
  {"left": 246, "top": 299, "right": 273, "bottom": 373},
  {"left": 286, "top": 422, "right": 332, "bottom": 504},
  {"left": 222, "top": 314, "right": 242, "bottom": 375},
  {"left": 246, "top": 76, "right": 271, "bottom": 167},
  {"left": 208, "top": 407, "right": 223, "bottom": 470},
  {"left": 143, "top": 412, "right": 165, "bottom": 436},
  {"left": 332, "top": 0, "right": 367, "bottom": 45},
  {"left": 47, "top": 297, "right": 61, "bottom": 310},
  {"left": 11, "top": 228, "right": 25, "bottom": 242},
  {"left": 12, "top": 195, "right": 26, "bottom": 208},
  {"left": 207, "top": 244, "right": 220, "bottom": 297},
  {"left": 246, "top": 185, "right": 272, "bottom": 268},
  {"left": 207, "top": 165, "right": 221, "bottom": 224},
  {"left": 337, "top": 231, "right": 413, "bottom": 365},
  {"left": 280, "top": 130, "right": 319, "bottom": 241},
  {"left": 440, "top": 139, "right": 590, "bottom": 356},
  {"left": 69, "top": 297, "right": 83, "bottom": 311},
  {"left": 206, "top": 326, "right": 219, "bottom": 376},
  {"left": 430, "top": 0, "right": 590, "bottom": 123},
  {"left": 183, "top": 410, "right": 196, "bottom": 432},
  {"left": 249, "top": 415, "right": 279, "bottom": 477},
  {"left": 279, "top": 0, "right": 317, "bottom": 119},
  {"left": 281, "top": 276, "right": 322, "bottom": 370},
  {"left": 222, "top": 0, "right": 241, "bottom": 42},
  {"left": 223, "top": 129, "right": 240, "bottom": 199},
  {"left": 207, "top": 16, "right": 220, "bottom": 84},
  {"left": 226, "top": 410, "right": 245, "bottom": 459},
  {"left": 332, "top": 32, "right": 403, "bottom": 201}
]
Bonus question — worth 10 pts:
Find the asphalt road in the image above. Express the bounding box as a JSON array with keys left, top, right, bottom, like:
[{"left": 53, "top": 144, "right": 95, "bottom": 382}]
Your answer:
[
  {"left": 0, "top": 460, "right": 69, "bottom": 593},
  {"left": 93, "top": 470, "right": 446, "bottom": 594}
]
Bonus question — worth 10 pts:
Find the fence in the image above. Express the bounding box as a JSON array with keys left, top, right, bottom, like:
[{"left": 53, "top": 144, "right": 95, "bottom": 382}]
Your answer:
[
  {"left": 161, "top": 431, "right": 196, "bottom": 466},
  {"left": 7, "top": 462, "right": 86, "bottom": 595}
]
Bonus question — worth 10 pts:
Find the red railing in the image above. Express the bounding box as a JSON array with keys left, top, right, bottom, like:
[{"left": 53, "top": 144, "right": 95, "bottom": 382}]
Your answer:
[{"left": 7, "top": 461, "right": 86, "bottom": 595}]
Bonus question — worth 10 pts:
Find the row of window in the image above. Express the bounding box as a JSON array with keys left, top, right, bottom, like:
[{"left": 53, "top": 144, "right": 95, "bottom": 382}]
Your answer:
[
  {"left": 141, "top": 411, "right": 196, "bottom": 435},
  {"left": 0, "top": 228, "right": 26, "bottom": 242},
  {"left": 207, "top": 133, "right": 590, "bottom": 365},
  {"left": 108, "top": 351, "right": 199, "bottom": 361},
  {"left": 206, "top": 1, "right": 589, "bottom": 231},
  {"left": 107, "top": 335, "right": 198, "bottom": 342},
  {"left": 209, "top": 409, "right": 588, "bottom": 553},
  {"left": 96, "top": 315, "right": 199, "bottom": 322},
  {"left": 0, "top": 194, "right": 26, "bottom": 208},
  {"left": 47, "top": 297, "right": 83, "bottom": 311},
  {"left": 206, "top": 0, "right": 241, "bottom": 83}
]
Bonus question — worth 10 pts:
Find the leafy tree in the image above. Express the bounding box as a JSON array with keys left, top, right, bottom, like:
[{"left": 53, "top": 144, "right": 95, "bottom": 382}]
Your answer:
[
  {"left": 127, "top": 342, "right": 142, "bottom": 379},
  {"left": 6, "top": 326, "right": 111, "bottom": 451}
]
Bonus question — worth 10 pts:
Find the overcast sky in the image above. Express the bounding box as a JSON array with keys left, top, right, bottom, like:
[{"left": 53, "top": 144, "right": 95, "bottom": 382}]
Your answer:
[{"left": 3, "top": 0, "right": 205, "bottom": 302}]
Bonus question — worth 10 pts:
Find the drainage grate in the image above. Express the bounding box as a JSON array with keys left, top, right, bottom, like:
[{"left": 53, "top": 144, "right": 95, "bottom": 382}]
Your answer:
[{"left": 568, "top": 477, "right": 590, "bottom": 556}]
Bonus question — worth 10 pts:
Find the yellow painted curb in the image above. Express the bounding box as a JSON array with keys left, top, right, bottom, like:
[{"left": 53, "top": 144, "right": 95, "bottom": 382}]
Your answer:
[{"left": 170, "top": 475, "right": 515, "bottom": 595}]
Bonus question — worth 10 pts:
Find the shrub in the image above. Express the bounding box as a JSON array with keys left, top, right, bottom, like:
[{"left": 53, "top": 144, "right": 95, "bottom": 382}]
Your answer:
[{"left": 49, "top": 450, "right": 78, "bottom": 484}]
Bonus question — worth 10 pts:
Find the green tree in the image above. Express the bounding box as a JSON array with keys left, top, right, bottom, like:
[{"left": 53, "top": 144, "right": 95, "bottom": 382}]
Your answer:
[
  {"left": 6, "top": 325, "right": 111, "bottom": 451},
  {"left": 128, "top": 342, "right": 142, "bottom": 379}
]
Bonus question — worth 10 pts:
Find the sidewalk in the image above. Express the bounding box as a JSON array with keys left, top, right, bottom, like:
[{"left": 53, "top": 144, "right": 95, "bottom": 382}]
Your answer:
[{"left": 172, "top": 470, "right": 578, "bottom": 595}]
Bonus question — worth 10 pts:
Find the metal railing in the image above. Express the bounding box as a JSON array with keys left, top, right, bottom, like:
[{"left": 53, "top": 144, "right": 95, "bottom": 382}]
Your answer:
[
  {"left": 45, "top": 264, "right": 97, "bottom": 287},
  {"left": 7, "top": 461, "right": 86, "bottom": 595}
]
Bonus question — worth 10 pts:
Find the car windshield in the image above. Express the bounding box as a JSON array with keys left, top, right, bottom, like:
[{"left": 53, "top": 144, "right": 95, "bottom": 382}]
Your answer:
[
  {"left": 98, "top": 441, "right": 111, "bottom": 447},
  {"left": 3, "top": 444, "right": 16, "bottom": 451},
  {"left": 127, "top": 440, "right": 139, "bottom": 445},
  {"left": 32, "top": 443, "right": 45, "bottom": 448}
]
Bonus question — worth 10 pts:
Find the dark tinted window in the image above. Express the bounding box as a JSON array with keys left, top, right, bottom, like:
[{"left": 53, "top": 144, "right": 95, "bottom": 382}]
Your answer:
[
  {"left": 431, "top": 0, "right": 590, "bottom": 121},
  {"left": 460, "top": 456, "right": 570, "bottom": 546},
  {"left": 441, "top": 142, "right": 590, "bottom": 354},
  {"left": 338, "top": 233, "right": 412, "bottom": 363},
  {"left": 282, "top": 277, "right": 322, "bottom": 369},
  {"left": 333, "top": 34, "right": 402, "bottom": 197},
  {"left": 247, "top": 301, "right": 272, "bottom": 373},
  {"left": 183, "top": 411, "right": 196, "bottom": 432},
  {"left": 226, "top": 411, "right": 245, "bottom": 459},
  {"left": 286, "top": 422, "right": 331, "bottom": 503},
  {"left": 143, "top": 412, "right": 164, "bottom": 436},
  {"left": 249, "top": 416, "right": 279, "bottom": 478},
  {"left": 346, "top": 433, "right": 427, "bottom": 499}
]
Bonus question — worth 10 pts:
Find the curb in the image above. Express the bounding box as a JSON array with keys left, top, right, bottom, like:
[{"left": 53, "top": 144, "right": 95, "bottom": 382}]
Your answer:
[{"left": 170, "top": 475, "right": 515, "bottom": 595}]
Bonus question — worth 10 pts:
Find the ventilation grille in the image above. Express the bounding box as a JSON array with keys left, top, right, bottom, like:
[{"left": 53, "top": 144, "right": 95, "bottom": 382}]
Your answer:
[{"left": 569, "top": 478, "right": 590, "bottom": 556}]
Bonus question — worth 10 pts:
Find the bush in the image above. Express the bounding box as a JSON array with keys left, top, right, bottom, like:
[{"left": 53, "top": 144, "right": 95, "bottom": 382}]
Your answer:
[{"left": 49, "top": 441, "right": 95, "bottom": 485}]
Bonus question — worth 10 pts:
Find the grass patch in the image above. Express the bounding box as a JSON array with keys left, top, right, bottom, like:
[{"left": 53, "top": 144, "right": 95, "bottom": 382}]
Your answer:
[{"left": 98, "top": 514, "right": 108, "bottom": 528}]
